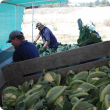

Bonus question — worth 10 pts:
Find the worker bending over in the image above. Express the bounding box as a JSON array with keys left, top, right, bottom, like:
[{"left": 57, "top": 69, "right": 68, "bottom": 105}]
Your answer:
[{"left": 34, "top": 22, "right": 58, "bottom": 50}]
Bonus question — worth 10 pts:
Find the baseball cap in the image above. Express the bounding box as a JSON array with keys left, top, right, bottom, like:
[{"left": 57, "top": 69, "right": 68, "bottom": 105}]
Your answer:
[
  {"left": 6, "top": 30, "right": 24, "bottom": 43},
  {"left": 36, "top": 22, "right": 43, "bottom": 29}
]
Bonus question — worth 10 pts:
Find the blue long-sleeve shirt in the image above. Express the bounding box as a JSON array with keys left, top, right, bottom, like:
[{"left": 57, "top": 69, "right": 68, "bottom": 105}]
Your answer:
[{"left": 13, "top": 40, "right": 39, "bottom": 62}]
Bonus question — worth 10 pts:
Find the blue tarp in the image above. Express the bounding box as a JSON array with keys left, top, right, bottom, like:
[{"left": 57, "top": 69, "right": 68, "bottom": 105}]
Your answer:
[
  {"left": 0, "top": 3, "right": 24, "bottom": 50},
  {"left": 0, "top": 0, "right": 68, "bottom": 50}
]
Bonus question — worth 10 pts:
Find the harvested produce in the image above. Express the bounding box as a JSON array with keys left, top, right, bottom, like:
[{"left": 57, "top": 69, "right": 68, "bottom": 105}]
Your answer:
[
  {"left": 2, "top": 61, "right": 110, "bottom": 110},
  {"left": 36, "top": 42, "right": 79, "bottom": 57},
  {"left": 77, "top": 18, "right": 102, "bottom": 46}
]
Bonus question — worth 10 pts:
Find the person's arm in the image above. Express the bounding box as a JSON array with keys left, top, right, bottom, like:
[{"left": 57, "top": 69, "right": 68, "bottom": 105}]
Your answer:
[
  {"left": 34, "top": 34, "right": 40, "bottom": 43},
  {"left": 43, "top": 40, "right": 50, "bottom": 47}
]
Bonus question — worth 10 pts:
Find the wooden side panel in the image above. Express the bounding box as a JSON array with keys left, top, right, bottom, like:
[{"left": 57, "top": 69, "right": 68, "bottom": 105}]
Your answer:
[
  {"left": 1, "top": 63, "right": 25, "bottom": 87},
  {"left": 53, "top": 41, "right": 110, "bottom": 68},
  {"left": 53, "top": 58, "right": 110, "bottom": 80},
  {"left": 19, "top": 41, "right": 110, "bottom": 75},
  {"left": 1, "top": 41, "right": 110, "bottom": 106},
  {"left": 19, "top": 55, "right": 54, "bottom": 75},
  {"left": 1, "top": 41, "right": 110, "bottom": 87},
  {"left": 24, "top": 58, "right": 110, "bottom": 83},
  {"left": 0, "top": 69, "right": 6, "bottom": 89}
]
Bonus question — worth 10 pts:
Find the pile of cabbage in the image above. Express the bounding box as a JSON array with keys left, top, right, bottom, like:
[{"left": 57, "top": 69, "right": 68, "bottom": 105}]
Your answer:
[
  {"left": 2, "top": 61, "right": 110, "bottom": 110},
  {"left": 36, "top": 42, "right": 79, "bottom": 57}
]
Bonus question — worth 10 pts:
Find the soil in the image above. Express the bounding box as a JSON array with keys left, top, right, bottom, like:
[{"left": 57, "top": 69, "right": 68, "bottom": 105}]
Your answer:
[{"left": 22, "top": 7, "right": 110, "bottom": 44}]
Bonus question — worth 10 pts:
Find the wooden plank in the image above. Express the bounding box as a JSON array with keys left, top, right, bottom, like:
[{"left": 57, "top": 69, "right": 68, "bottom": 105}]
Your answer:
[
  {"left": 19, "top": 41, "right": 110, "bottom": 75},
  {"left": 24, "top": 58, "right": 110, "bottom": 83},
  {"left": 0, "top": 69, "right": 6, "bottom": 89},
  {"left": 19, "top": 54, "right": 54, "bottom": 75},
  {"left": 53, "top": 58, "right": 110, "bottom": 80},
  {"left": 53, "top": 41, "right": 110, "bottom": 68},
  {"left": 1, "top": 41, "right": 110, "bottom": 87},
  {"left": 1, "top": 63, "right": 25, "bottom": 87}
]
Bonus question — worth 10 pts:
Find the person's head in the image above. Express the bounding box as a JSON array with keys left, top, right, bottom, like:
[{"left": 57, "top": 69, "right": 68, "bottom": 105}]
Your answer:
[
  {"left": 36, "top": 22, "right": 44, "bottom": 31},
  {"left": 6, "top": 30, "right": 25, "bottom": 49}
]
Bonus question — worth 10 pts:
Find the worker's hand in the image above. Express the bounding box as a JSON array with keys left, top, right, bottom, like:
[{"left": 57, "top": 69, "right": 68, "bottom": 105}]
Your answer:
[
  {"left": 33, "top": 41, "right": 37, "bottom": 45},
  {"left": 33, "top": 40, "right": 36, "bottom": 44}
]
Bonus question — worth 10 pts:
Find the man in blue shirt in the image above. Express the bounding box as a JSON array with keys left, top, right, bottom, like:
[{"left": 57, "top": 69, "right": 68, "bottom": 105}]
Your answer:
[
  {"left": 6, "top": 30, "right": 41, "bottom": 75},
  {"left": 34, "top": 22, "right": 58, "bottom": 50}
]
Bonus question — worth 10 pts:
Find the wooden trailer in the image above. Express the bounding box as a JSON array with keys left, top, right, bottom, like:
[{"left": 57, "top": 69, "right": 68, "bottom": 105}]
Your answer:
[{"left": 0, "top": 41, "right": 110, "bottom": 106}]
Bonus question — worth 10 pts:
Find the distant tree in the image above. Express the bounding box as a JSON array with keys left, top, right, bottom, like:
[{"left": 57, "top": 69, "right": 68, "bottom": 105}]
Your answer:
[
  {"left": 106, "top": 1, "right": 110, "bottom": 6},
  {"left": 100, "top": 0, "right": 107, "bottom": 6},
  {"left": 94, "top": 0, "right": 100, "bottom": 6},
  {"left": 80, "top": 3, "right": 86, "bottom": 7},
  {"left": 88, "top": 2, "right": 93, "bottom": 7},
  {"left": 39, "top": 3, "right": 68, "bottom": 8}
]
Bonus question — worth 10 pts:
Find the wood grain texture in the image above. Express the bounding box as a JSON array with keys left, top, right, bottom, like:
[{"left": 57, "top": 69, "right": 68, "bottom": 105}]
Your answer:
[
  {"left": 53, "top": 58, "right": 110, "bottom": 80},
  {"left": 19, "top": 41, "right": 110, "bottom": 75},
  {"left": 1, "top": 41, "right": 110, "bottom": 87},
  {"left": 19, "top": 55, "right": 54, "bottom": 75},
  {"left": 1, "top": 63, "right": 25, "bottom": 87},
  {"left": 23, "top": 58, "right": 110, "bottom": 83}
]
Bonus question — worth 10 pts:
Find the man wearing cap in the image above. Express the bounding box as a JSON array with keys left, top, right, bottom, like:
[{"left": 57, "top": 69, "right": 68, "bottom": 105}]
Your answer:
[
  {"left": 34, "top": 22, "right": 58, "bottom": 49},
  {"left": 6, "top": 30, "right": 40, "bottom": 63}
]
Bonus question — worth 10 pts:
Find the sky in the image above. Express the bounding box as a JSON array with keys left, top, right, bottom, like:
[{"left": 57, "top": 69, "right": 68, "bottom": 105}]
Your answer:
[{"left": 69, "top": 0, "right": 110, "bottom": 3}]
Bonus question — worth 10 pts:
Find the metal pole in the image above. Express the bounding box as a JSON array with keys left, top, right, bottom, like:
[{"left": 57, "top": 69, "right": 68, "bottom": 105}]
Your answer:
[
  {"left": 32, "top": 3, "right": 34, "bottom": 43},
  {"left": 15, "top": 5, "right": 17, "bottom": 30}
]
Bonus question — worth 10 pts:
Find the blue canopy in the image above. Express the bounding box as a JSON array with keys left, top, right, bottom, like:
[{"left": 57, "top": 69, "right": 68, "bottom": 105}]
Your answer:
[{"left": 0, "top": 0, "right": 68, "bottom": 65}]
